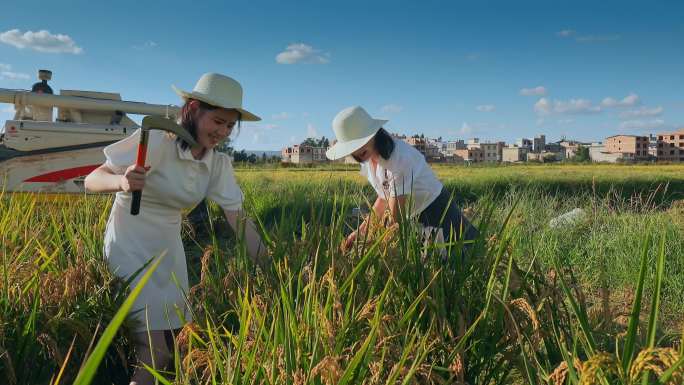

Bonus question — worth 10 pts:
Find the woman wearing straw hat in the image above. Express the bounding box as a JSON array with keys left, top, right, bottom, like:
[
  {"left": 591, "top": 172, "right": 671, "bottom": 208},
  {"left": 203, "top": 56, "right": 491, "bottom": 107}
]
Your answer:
[
  {"left": 326, "top": 106, "right": 478, "bottom": 254},
  {"left": 85, "top": 73, "right": 268, "bottom": 385}
]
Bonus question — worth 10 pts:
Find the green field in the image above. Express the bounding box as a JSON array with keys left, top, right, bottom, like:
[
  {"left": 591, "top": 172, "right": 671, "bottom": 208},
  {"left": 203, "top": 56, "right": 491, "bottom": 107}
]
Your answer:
[{"left": 2, "top": 163, "right": 683, "bottom": 384}]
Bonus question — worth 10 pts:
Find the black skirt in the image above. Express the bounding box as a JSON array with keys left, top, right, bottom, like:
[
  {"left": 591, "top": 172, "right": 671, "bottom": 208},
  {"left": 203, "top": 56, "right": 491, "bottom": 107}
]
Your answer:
[{"left": 418, "top": 187, "right": 479, "bottom": 246}]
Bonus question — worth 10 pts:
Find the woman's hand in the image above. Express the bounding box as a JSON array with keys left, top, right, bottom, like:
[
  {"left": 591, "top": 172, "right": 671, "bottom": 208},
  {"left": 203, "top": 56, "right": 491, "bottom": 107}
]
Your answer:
[
  {"left": 341, "top": 230, "right": 359, "bottom": 253},
  {"left": 120, "top": 165, "right": 149, "bottom": 192}
]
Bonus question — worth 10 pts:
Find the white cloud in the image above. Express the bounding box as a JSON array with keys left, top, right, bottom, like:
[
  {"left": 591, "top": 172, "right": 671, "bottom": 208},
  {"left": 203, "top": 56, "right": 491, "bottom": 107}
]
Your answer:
[
  {"left": 520, "top": 86, "right": 547, "bottom": 96},
  {"left": 0, "top": 29, "right": 83, "bottom": 54},
  {"left": 576, "top": 35, "right": 621, "bottom": 42},
  {"left": 466, "top": 52, "right": 481, "bottom": 61},
  {"left": 534, "top": 98, "right": 552, "bottom": 115},
  {"left": 306, "top": 123, "right": 318, "bottom": 138},
  {"left": 0, "top": 71, "right": 29, "bottom": 80},
  {"left": 460, "top": 122, "right": 473, "bottom": 135},
  {"left": 240, "top": 121, "right": 278, "bottom": 133},
  {"left": 601, "top": 93, "right": 640, "bottom": 108},
  {"left": 276, "top": 43, "right": 329, "bottom": 64},
  {"left": 557, "top": 119, "right": 575, "bottom": 124},
  {"left": 232, "top": 122, "right": 279, "bottom": 148},
  {"left": 380, "top": 104, "right": 403, "bottom": 114},
  {"left": 0, "top": 63, "right": 29, "bottom": 81},
  {"left": 272, "top": 112, "right": 292, "bottom": 120},
  {"left": 476, "top": 104, "right": 495, "bottom": 112},
  {"left": 453, "top": 121, "right": 499, "bottom": 136},
  {"left": 0, "top": 106, "right": 13, "bottom": 134},
  {"left": 619, "top": 119, "right": 665, "bottom": 130},
  {"left": 132, "top": 40, "right": 157, "bottom": 50},
  {"left": 557, "top": 29, "right": 620, "bottom": 43},
  {"left": 534, "top": 97, "right": 601, "bottom": 115},
  {"left": 555, "top": 99, "right": 601, "bottom": 114},
  {"left": 619, "top": 106, "right": 663, "bottom": 119}
]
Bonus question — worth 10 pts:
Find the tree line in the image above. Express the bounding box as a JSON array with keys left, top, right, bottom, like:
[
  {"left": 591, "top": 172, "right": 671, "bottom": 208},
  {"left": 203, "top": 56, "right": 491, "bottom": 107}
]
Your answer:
[{"left": 217, "top": 136, "right": 330, "bottom": 164}]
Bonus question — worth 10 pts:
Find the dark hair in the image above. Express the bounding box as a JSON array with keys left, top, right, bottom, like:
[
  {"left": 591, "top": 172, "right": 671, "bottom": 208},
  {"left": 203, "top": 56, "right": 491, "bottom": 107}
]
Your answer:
[
  {"left": 374, "top": 128, "right": 395, "bottom": 160},
  {"left": 177, "top": 98, "right": 242, "bottom": 150}
]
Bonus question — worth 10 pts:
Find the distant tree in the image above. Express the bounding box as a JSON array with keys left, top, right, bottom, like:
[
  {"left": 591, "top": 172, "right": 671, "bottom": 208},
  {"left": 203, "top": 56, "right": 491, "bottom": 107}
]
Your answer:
[
  {"left": 574, "top": 145, "right": 590, "bottom": 162},
  {"left": 232, "top": 149, "right": 282, "bottom": 164},
  {"left": 301, "top": 137, "right": 318, "bottom": 147},
  {"left": 217, "top": 142, "right": 234, "bottom": 155},
  {"left": 543, "top": 153, "right": 558, "bottom": 162},
  {"left": 301, "top": 136, "right": 330, "bottom": 147},
  {"left": 233, "top": 149, "right": 248, "bottom": 162}
]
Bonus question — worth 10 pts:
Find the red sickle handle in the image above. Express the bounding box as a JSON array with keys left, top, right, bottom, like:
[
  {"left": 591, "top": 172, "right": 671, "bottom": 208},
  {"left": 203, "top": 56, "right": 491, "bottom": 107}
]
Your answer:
[{"left": 130, "top": 129, "right": 149, "bottom": 215}]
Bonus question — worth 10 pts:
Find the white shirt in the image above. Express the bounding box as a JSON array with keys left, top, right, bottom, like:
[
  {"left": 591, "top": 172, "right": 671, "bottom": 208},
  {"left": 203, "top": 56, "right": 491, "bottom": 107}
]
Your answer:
[
  {"left": 360, "top": 138, "right": 442, "bottom": 217},
  {"left": 101, "top": 129, "right": 242, "bottom": 331},
  {"left": 104, "top": 129, "right": 243, "bottom": 212}
]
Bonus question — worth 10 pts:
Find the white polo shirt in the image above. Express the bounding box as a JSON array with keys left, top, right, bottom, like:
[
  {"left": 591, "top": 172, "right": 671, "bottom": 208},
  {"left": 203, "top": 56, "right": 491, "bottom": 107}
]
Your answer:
[
  {"left": 101, "top": 129, "right": 243, "bottom": 331},
  {"left": 360, "top": 138, "right": 443, "bottom": 217}
]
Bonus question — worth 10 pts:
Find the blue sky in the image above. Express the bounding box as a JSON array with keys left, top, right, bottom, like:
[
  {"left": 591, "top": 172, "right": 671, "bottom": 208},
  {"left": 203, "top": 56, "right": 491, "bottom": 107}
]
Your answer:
[{"left": 1, "top": 0, "right": 682, "bottom": 150}]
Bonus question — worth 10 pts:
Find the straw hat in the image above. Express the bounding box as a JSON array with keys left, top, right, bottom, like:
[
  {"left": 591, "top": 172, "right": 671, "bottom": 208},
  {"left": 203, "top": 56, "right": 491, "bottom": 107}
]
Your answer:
[
  {"left": 172, "top": 73, "right": 261, "bottom": 121},
  {"left": 325, "top": 106, "right": 388, "bottom": 160}
]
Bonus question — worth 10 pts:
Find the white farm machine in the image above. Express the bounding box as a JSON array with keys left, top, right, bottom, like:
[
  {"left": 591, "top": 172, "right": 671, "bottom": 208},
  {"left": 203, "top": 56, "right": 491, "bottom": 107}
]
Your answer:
[{"left": 0, "top": 70, "right": 180, "bottom": 193}]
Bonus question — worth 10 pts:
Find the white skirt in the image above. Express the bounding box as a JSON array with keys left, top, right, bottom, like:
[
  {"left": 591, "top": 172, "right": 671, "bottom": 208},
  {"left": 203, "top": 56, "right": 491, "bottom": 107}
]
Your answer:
[{"left": 104, "top": 194, "right": 191, "bottom": 331}]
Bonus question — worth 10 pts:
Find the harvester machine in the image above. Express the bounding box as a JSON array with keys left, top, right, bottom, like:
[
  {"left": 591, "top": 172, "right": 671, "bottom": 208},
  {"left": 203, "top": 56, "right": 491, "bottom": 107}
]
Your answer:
[{"left": 0, "top": 70, "right": 179, "bottom": 193}]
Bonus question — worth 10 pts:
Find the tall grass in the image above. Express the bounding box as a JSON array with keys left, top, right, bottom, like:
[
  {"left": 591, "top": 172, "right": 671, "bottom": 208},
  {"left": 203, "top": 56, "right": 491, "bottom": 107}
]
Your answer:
[
  {"left": 1, "top": 165, "right": 683, "bottom": 384},
  {"left": 0, "top": 191, "right": 136, "bottom": 384}
]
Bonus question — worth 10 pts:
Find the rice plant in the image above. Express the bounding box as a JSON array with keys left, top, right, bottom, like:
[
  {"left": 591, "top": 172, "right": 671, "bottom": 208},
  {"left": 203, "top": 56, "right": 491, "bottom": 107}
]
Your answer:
[{"left": 1, "top": 164, "right": 683, "bottom": 384}]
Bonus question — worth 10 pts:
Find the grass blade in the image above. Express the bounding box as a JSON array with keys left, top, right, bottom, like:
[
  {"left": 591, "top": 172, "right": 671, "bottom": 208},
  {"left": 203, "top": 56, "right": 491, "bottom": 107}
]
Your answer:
[
  {"left": 622, "top": 232, "right": 652, "bottom": 373},
  {"left": 72, "top": 252, "right": 166, "bottom": 385}
]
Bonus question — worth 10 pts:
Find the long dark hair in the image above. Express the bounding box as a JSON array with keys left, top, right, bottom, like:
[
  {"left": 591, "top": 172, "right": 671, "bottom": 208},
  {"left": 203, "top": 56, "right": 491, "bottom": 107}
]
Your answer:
[
  {"left": 177, "top": 98, "right": 242, "bottom": 150},
  {"left": 374, "top": 128, "right": 395, "bottom": 160}
]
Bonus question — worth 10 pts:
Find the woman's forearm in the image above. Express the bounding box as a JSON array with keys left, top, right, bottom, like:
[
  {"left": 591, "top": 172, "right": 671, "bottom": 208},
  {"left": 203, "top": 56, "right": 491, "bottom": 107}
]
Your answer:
[
  {"left": 372, "top": 196, "right": 387, "bottom": 218},
  {"left": 388, "top": 195, "right": 407, "bottom": 223},
  {"left": 359, "top": 197, "right": 387, "bottom": 234},
  {"left": 224, "top": 209, "right": 269, "bottom": 268},
  {"left": 84, "top": 166, "right": 123, "bottom": 193}
]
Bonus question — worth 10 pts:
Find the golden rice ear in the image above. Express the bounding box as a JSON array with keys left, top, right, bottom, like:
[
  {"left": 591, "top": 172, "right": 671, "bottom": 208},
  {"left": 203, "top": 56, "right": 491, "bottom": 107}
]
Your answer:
[
  {"left": 549, "top": 359, "right": 585, "bottom": 385},
  {"left": 311, "top": 356, "right": 343, "bottom": 385},
  {"left": 175, "top": 322, "right": 200, "bottom": 352},
  {"left": 181, "top": 347, "right": 212, "bottom": 382},
  {"left": 448, "top": 352, "right": 464, "bottom": 380},
  {"left": 37, "top": 332, "right": 64, "bottom": 366},
  {"left": 579, "top": 352, "right": 618, "bottom": 384},
  {"left": 629, "top": 348, "right": 683, "bottom": 383},
  {"left": 199, "top": 246, "right": 214, "bottom": 285},
  {"left": 548, "top": 361, "right": 569, "bottom": 385}
]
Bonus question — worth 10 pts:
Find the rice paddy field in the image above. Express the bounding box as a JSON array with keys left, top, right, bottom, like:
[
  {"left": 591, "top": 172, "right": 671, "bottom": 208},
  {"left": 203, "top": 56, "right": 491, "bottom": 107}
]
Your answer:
[{"left": 1, "top": 163, "right": 683, "bottom": 384}]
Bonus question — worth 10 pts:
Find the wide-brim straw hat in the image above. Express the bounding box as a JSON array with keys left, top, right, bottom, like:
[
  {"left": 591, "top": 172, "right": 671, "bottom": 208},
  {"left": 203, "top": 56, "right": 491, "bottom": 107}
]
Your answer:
[
  {"left": 325, "top": 106, "right": 388, "bottom": 160},
  {"left": 172, "top": 73, "right": 261, "bottom": 121}
]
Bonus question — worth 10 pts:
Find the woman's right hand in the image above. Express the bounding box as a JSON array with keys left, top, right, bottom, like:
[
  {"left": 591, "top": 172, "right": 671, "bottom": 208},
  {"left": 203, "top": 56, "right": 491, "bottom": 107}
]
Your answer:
[
  {"left": 119, "top": 165, "right": 149, "bottom": 192},
  {"left": 341, "top": 230, "right": 358, "bottom": 253}
]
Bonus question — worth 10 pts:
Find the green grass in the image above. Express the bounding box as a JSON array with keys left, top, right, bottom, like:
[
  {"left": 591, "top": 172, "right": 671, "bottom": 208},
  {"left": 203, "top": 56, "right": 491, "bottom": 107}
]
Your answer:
[{"left": 1, "top": 163, "right": 683, "bottom": 384}]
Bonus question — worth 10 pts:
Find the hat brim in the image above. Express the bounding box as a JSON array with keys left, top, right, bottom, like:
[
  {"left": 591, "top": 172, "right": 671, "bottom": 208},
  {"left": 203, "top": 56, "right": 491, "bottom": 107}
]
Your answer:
[
  {"left": 325, "top": 119, "right": 387, "bottom": 160},
  {"left": 172, "top": 85, "right": 261, "bottom": 122}
]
